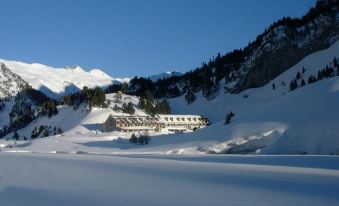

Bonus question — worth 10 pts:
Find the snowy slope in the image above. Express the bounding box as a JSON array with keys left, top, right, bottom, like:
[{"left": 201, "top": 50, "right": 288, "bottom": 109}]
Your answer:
[
  {"left": 1, "top": 42, "right": 338, "bottom": 155},
  {"left": 0, "top": 59, "right": 130, "bottom": 98},
  {"left": 157, "top": 40, "right": 339, "bottom": 155},
  {"left": 169, "top": 40, "right": 339, "bottom": 123},
  {"left": 2, "top": 79, "right": 338, "bottom": 155},
  {"left": 1, "top": 93, "right": 149, "bottom": 140}
]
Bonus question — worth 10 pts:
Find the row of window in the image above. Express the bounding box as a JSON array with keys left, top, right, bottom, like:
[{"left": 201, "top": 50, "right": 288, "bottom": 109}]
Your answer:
[
  {"left": 164, "top": 117, "right": 198, "bottom": 122},
  {"left": 165, "top": 123, "right": 202, "bottom": 127},
  {"left": 117, "top": 123, "right": 161, "bottom": 127}
]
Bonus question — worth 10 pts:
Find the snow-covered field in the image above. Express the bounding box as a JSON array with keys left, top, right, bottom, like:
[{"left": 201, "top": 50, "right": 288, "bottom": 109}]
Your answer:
[{"left": 0, "top": 152, "right": 338, "bottom": 206}]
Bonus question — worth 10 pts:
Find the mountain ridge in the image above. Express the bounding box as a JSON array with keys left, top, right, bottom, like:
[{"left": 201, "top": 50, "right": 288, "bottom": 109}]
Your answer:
[
  {"left": 0, "top": 59, "right": 130, "bottom": 99},
  {"left": 127, "top": 1, "right": 339, "bottom": 101}
]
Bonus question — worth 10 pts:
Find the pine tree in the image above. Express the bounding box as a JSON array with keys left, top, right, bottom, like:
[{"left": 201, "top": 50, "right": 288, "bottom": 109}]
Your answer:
[
  {"left": 302, "top": 67, "right": 306, "bottom": 74},
  {"left": 138, "top": 98, "right": 145, "bottom": 109},
  {"left": 301, "top": 78, "right": 306, "bottom": 86},
  {"left": 57, "top": 127, "right": 63, "bottom": 134},
  {"left": 43, "top": 129, "right": 49, "bottom": 137},
  {"left": 127, "top": 102, "right": 135, "bottom": 114},
  {"left": 144, "top": 100, "right": 155, "bottom": 115},
  {"left": 154, "top": 100, "right": 171, "bottom": 114},
  {"left": 185, "top": 88, "right": 196, "bottom": 104},
  {"left": 272, "top": 83, "right": 276, "bottom": 90},
  {"left": 121, "top": 82, "right": 129, "bottom": 94},
  {"left": 113, "top": 104, "right": 119, "bottom": 112},
  {"left": 225, "top": 111, "right": 234, "bottom": 125},
  {"left": 130, "top": 134, "right": 137, "bottom": 144},
  {"left": 296, "top": 72, "right": 301, "bottom": 80},
  {"left": 13, "top": 131, "right": 19, "bottom": 140},
  {"left": 122, "top": 102, "right": 135, "bottom": 114},
  {"left": 144, "top": 90, "right": 154, "bottom": 104},
  {"left": 289, "top": 79, "right": 298, "bottom": 91}
]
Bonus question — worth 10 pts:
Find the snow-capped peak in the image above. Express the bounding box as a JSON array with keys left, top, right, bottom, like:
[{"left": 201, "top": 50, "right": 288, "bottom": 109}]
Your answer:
[
  {"left": 64, "top": 65, "right": 85, "bottom": 73},
  {"left": 89, "top": 69, "right": 113, "bottom": 80},
  {"left": 0, "top": 59, "right": 129, "bottom": 98}
]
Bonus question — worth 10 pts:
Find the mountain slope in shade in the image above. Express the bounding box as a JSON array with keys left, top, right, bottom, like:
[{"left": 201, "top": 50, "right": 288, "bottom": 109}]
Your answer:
[
  {"left": 147, "top": 71, "right": 182, "bottom": 82},
  {"left": 0, "top": 59, "right": 130, "bottom": 98}
]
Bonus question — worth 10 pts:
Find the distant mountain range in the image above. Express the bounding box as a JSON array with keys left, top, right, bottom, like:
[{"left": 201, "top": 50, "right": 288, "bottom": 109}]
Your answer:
[{"left": 0, "top": 59, "right": 130, "bottom": 98}]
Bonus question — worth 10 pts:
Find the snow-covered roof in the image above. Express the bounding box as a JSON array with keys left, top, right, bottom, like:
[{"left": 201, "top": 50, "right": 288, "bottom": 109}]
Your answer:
[{"left": 106, "top": 114, "right": 207, "bottom": 125}]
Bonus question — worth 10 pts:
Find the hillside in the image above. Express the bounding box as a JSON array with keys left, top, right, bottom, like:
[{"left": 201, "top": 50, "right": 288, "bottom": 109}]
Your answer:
[
  {"left": 0, "top": 1, "right": 338, "bottom": 156},
  {"left": 0, "top": 59, "right": 130, "bottom": 98},
  {"left": 128, "top": 2, "right": 339, "bottom": 100},
  {"left": 0, "top": 40, "right": 338, "bottom": 155}
]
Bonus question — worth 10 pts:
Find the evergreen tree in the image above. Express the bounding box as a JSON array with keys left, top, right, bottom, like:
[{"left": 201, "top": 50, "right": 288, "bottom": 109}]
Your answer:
[
  {"left": 296, "top": 72, "right": 301, "bottom": 80},
  {"left": 57, "top": 127, "right": 63, "bottom": 135},
  {"left": 122, "top": 102, "right": 135, "bottom": 115},
  {"left": 289, "top": 78, "right": 298, "bottom": 91},
  {"left": 272, "top": 83, "right": 276, "bottom": 90},
  {"left": 90, "top": 86, "right": 107, "bottom": 108},
  {"left": 301, "top": 78, "right": 306, "bottom": 86},
  {"left": 308, "top": 75, "right": 317, "bottom": 84},
  {"left": 43, "top": 129, "right": 49, "bottom": 137},
  {"left": 185, "top": 88, "right": 196, "bottom": 104},
  {"left": 130, "top": 133, "right": 137, "bottom": 144},
  {"left": 154, "top": 100, "right": 171, "bottom": 114},
  {"left": 144, "top": 90, "right": 154, "bottom": 104},
  {"left": 302, "top": 67, "right": 306, "bottom": 74},
  {"left": 121, "top": 82, "right": 129, "bottom": 94},
  {"left": 225, "top": 111, "right": 234, "bottom": 125},
  {"left": 41, "top": 100, "right": 58, "bottom": 118},
  {"left": 138, "top": 98, "right": 145, "bottom": 109},
  {"left": 144, "top": 100, "right": 155, "bottom": 115},
  {"left": 113, "top": 104, "right": 119, "bottom": 112},
  {"left": 13, "top": 131, "right": 19, "bottom": 140}
]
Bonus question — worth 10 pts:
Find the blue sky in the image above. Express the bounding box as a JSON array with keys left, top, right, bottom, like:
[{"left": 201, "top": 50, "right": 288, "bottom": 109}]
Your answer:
[{"left": 0, "top": 0, "right": 315, "bottom": 77}]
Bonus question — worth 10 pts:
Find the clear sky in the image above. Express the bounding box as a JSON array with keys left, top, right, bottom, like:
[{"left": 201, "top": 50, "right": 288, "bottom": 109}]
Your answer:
[{"left": 0, "top": 0, "right": 316, "bottom": 77}]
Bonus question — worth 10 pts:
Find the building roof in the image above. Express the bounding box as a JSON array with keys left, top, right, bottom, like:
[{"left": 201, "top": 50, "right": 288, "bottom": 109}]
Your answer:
[{"left": 106, "top": 114, "right": 207, "bottom": 125}]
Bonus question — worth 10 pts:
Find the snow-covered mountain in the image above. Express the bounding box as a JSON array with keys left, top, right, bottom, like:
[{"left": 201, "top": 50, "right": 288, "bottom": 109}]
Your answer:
[
  {"left": 128, "top": 3, "right": 339, "bottom": 100},
  {"left": 0, "top": 59, "right": 130, "bottom": 98},
  {"left": 0, "top": 1, "right": 338, "bottom": 156},
  {"left": 0, "top": 63, "right": 30, "bottom": 97},
  {"left": 1, "top": 40, "right": 338, "bottom": 155},
  {"left": 147, "top": 71, "right": 182, "bottom": 82}
]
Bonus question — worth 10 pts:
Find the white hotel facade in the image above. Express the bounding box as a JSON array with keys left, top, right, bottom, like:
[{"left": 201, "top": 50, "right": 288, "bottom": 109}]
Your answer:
[{"left": 101, "top": 114, "right": 208, "bottom": 133}]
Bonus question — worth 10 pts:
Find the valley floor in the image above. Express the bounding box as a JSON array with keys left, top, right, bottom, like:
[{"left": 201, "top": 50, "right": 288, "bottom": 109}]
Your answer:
[{"left": 0, "top": 151, "right": 338, "bottom": 206}]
